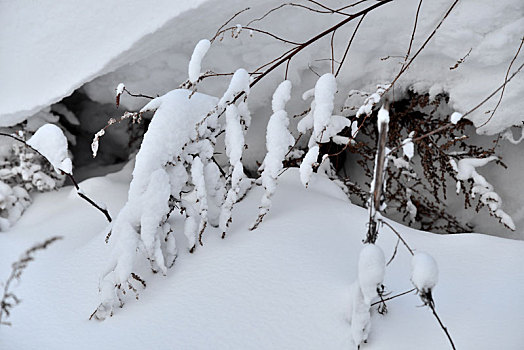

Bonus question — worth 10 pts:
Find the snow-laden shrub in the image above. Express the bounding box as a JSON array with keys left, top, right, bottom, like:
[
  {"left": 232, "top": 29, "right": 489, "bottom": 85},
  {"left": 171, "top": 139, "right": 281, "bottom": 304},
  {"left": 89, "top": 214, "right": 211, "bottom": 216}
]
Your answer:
[
  {"left": 93, "top": 64, "right": 255, "bottom": 318},
  {"left": 0, "top": 119, "right": 74, "bottom": 230}
]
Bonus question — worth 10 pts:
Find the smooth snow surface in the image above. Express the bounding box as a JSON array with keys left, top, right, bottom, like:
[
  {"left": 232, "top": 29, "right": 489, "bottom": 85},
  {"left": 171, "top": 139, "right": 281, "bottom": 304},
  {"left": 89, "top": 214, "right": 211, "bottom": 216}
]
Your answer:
[
  {"left": 0, "top": 0, "right": 209, "bottom": 124},
  {"left": 1, "top": 167, "right": 523, "bottom": 349}
]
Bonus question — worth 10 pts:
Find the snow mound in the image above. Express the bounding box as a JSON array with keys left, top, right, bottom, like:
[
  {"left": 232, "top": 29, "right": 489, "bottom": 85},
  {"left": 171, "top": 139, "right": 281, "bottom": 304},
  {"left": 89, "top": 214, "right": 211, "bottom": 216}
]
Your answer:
[{"left": 1, "top": 168, "right": 523, "bottom": 349}]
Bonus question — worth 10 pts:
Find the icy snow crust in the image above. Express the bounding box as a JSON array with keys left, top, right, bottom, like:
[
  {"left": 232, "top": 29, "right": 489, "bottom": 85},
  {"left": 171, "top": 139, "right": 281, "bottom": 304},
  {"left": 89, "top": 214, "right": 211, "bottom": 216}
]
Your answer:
[{"left": 1, "top": 167, "right": 524, "bottom": 349}]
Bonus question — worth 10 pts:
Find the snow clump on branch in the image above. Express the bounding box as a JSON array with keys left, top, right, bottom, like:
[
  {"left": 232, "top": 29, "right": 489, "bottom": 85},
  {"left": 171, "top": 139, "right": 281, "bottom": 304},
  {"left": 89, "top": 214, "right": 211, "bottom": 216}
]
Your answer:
[{"left": 251, "top": 80, "right": 294, "bottom": 230}]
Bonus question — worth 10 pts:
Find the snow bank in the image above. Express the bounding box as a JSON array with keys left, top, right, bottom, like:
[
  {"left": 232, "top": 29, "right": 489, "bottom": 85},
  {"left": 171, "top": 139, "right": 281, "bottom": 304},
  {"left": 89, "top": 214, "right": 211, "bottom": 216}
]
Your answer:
[
  {"left": 0, "top": 0, "right": 210, "bottom": 125},
  {"left": 1, "top": 168, "right": 523, "bottom": 349}
]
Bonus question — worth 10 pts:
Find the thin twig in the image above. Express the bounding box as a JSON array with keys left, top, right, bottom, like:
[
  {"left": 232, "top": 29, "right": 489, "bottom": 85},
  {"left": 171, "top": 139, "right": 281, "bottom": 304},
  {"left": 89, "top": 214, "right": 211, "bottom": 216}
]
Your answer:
[
  {"left": 335, "top": 13, "right": 366, "bottom": 77},
  {"left": 402, "top": 0, "right": 423, "bottom": 66},
  {"left": 0, "top": 132, "right": 112, "bottom": 223},
  {"left": 429, "top": 303, "right": 457, "bottom": 350},
  {"left": 378, "top": 219, "right": 414, "bottom": 255},
  {"left": 370, "top": 288, "right": 416, "bottom": 306},
  {"left": 388, "top": 0, "right": 460, "bottom": 91},
  {"left": 478, "top": 37, "right": 524, "bottom": 128},
  {"left": 212, "top": 7, "right": 251, "bottom": 41},
  {"left": 386, "top": 238, "right": 400, "bottom": 266}
]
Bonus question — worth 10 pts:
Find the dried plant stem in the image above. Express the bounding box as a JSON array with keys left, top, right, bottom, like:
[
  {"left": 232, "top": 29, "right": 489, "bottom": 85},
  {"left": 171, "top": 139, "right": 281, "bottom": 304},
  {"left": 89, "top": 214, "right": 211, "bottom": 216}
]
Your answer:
[
  {"left": 370, "top": 288, "right": 416, "bottom": 306},
  {"left": 1, "top": 236, "right": 62, "bottom": 326},
  {"left": 430, "top": 303, "right": 457, "bottom": 350}
]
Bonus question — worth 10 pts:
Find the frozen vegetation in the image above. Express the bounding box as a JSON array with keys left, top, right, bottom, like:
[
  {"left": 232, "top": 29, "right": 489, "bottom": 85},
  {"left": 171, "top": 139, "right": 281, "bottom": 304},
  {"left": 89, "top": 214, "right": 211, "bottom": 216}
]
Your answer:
[{"left": 1, "top": 0, "right": 524, "bottom": 349}]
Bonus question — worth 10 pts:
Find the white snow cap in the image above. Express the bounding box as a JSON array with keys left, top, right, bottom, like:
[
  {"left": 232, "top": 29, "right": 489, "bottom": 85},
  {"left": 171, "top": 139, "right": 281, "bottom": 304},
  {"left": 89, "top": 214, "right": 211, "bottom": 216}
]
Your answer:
[
  {"left": 299, "top": 146, "right": 319, "bottom": 188},
  {"left": 116, "top": 83, "right": 125, "bottom": 96},
  {"left": 377, "top": 105, "right": 389, "bottom": 133},
  {"left": 313, "top": 73, "right": 337, "bottom": 141},
  {"left": 358, "top": 244, "right": 386, "bottom": 304},
  {"left": 450, "top": 112, "right": 463, "bottom": 124},
  {"left": 411, "top": 252, "right": 439, "bottom": 293},
  {"left": 27, "top": 124, "right": 72, "bottom": 174},
  {"left": 219, "top": 68, "right": 250, "bottom": 107},
  {"left": 188, "top": 39, "right": 211, "bottom": 83}
]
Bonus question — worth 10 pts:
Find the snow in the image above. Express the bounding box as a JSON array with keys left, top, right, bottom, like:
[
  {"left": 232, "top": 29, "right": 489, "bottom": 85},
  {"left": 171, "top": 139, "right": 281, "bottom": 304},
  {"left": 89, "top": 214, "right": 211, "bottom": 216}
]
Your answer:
[
  {"left": 299, "top": 145, "right": 319, "bottom": 188},
  {"left": 411, "top": 252, "right": 439, "bottom": 293},
  {"left": 0, "top": 0, "right": 212, "bottom": 125},
  {"left": 26, "top": 124, "right": 72, "bottom": 174},
  {"left": 115, "top": 83, "right": 125, "bottom": 96},
  {"left": 219, "top": 68, "right": 250, "bottom": 108},
  {"left": 358, "top": 244, "right": 386, "bottom": 305},
  {"left": 188, "top": 39, "right": 211, "bottom": 83},
  {"left": 450, "top": 111, "right": 463, "bottom": 124},
  {"left": 312, "top": 73, "right": 337, "bottom": 143},
  {"left": 377, "top": 105, "right": 389, "bottom": 133},
  {"left": 252, "top": 80, "right": 294, "bottom": 229},
  {"left": 1, "top": 167, "right": 524, "bottom": 349}
]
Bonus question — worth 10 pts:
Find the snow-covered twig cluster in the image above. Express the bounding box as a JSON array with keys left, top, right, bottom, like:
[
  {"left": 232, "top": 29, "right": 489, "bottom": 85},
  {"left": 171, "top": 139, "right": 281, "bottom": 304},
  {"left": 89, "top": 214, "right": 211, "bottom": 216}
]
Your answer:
[{"left": 450, "top": 156, "right": 515, "bottom": 230}]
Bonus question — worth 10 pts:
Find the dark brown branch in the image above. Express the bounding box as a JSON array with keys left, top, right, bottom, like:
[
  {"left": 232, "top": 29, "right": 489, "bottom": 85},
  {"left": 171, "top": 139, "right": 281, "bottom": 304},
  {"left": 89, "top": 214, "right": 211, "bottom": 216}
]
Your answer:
[
  {"left": 214, "top": 25, "right": 302, "bottom": 45},
  {"left": 244, "top": 0, "right": 394, "bottom": 101},
  {"left": 0, "top": 132, "right": 112, "bottom": 223},
  {"left": 429, "top": 303, "right": 457, "bottom": 350},
  {"left": 388, "top": 59, "right": 524, "bottom": 155},
  {"left": 123, "top": 87, "right": 154, "bottom": 100}
]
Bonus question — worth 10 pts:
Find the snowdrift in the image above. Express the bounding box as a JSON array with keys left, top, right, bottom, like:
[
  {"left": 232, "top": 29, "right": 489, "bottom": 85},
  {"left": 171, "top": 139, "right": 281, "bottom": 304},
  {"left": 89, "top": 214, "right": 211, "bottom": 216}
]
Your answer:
[{"left": 1, "top": 167, "right": 523, "bottom": 349}]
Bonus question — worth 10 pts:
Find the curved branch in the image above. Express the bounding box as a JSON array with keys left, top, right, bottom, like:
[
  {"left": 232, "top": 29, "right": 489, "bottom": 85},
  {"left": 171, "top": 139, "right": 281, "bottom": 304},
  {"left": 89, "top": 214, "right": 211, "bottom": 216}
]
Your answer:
[{"left": 0, "top": 132, "right": 112, "bottom": 223}]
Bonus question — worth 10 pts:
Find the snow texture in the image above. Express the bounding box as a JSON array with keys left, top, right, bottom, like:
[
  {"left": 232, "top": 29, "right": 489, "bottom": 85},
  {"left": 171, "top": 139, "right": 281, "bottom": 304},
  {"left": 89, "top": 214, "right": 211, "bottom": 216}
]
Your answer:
[
  {"left": 1, "top": 168, "right": 524, "bottom": 349},
  {"left": 252, "top": 80, "right": 294, "bottom": 228},
  {"left": 188, "top": 39, "right": 211, "bottom": 83},
  {"left": 26, "top": 124, "right": 72, "bottom": 174},
  {"left": 220, "top": 104, "right": 246, "bottom": 235},
  {"left": 411, "top": 252, "right": 439, "bottom": 293},
  {"left": 299, "top": 146, "right": 319, "bottom": 188},
  {"left": 219, "top": 68, "right": 250, "bottom": 108},
  {"left": 358, "top": 244, "right": 386, "bottom": 305}
]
